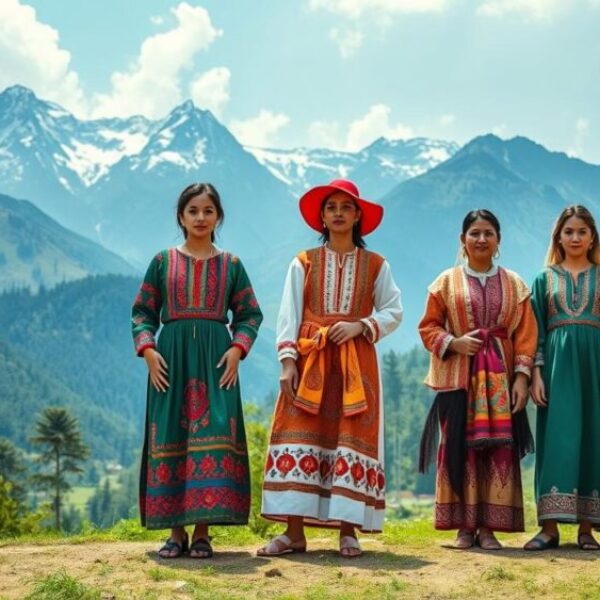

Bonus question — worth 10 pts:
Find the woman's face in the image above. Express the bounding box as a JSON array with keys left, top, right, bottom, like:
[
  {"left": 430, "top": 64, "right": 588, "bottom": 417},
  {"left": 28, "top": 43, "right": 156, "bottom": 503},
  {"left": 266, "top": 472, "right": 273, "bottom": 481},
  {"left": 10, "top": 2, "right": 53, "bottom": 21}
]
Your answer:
[
  {"left": 179, "top": 192, "right": 219, "bottom": 241},
  {"left": 461, "top": 218, "right": 499, "bottom": 264},
  {"left": 321, "top": 192, "right": 361, "bottom": 236},
  {"left": 559, "top": 215, "right": 593, "bottom": 260}
]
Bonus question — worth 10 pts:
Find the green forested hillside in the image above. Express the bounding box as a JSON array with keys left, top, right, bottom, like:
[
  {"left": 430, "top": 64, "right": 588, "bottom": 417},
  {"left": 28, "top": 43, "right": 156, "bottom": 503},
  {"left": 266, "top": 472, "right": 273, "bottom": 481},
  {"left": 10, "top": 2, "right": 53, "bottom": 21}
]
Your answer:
[
  {"left": 0, "top": 336, "right": 136, "bottom": 462},
  {"left": 0, "top": 276, "right": 145, "bottom": 423}
]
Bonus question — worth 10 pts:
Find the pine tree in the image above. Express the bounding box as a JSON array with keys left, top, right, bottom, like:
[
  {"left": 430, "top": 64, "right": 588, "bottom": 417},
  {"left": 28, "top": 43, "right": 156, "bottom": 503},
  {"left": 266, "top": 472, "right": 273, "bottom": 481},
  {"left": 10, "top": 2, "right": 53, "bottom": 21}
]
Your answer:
[{"left": 30, "top": 407, "right": 89, "bottom": 530}]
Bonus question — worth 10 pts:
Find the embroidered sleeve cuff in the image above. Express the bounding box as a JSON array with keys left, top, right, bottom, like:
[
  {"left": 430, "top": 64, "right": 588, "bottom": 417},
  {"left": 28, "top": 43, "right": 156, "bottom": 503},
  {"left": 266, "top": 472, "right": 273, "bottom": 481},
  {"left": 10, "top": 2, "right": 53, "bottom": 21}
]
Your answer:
[
  {"left": 514, "top": 354, "right": 534, "bottom": 378},
  {"left": 134, "top": 331, "right": 156, "bottom": 356},
  {"left": 277, "top": 340, "right": 298, "bottom": 362},
  {"left": 534, "top": 351, "right": 545, "bottom": 367},
  {"left": 432, "top": 333, "right": 454, "bottom": 359},
  {"left": 231, "top": 332, "right": 254, "bottom": 359},
  {"left": 360, "top": 317, "right": 380, "bottom": 344}
]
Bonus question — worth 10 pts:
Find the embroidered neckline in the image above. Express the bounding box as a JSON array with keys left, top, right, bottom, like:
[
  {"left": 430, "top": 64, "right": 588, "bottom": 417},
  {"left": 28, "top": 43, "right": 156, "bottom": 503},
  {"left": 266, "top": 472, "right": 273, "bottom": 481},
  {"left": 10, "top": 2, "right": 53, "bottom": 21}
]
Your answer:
[
  {"left": 549, "top": 264, "right": 595, "bottom": 318},
  {"left": 324, "top": 245, "right": 357, "bottom": 265},
  {"left": 463, "top": 263, "right": 498, "bottom": 286}
]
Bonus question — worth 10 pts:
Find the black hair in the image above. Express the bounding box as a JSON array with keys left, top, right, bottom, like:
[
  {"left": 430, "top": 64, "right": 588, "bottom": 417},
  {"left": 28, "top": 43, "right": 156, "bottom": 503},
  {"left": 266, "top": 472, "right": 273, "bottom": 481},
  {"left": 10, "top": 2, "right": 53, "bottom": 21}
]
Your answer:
[
  {"left": 176, "top": 183, "right": 224, "bottom": 242},
  {"left": 318, "top": 195, "right": 367, "bottom": 249},
  {"left": 461, "top": 209, "right": 501, "bottom": 242}
]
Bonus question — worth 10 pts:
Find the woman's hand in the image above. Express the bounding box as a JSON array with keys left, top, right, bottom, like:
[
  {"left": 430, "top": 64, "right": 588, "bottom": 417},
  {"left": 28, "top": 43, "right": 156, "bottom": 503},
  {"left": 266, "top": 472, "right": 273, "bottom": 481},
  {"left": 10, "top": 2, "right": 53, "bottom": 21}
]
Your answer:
[
  {"left": 511, "top": 372, "right": 529, "bottom": 413},
  {"left": 217, "top": 346, "right": 243, "bottom": 390},
  {"left": 448, "top": 332, "right": 483, "bottom": 356},
  {"left": 530, "top": 367, "right": 547, "bottom": 407},
  {"left": 143, "top": 348, "right": 169, "bottom": 392},
  {"left": 328, "top": 321, "right": 364, "bottom": 345},
  {"left": 279, "top": 357, "right": 298, "bottom": 399}
]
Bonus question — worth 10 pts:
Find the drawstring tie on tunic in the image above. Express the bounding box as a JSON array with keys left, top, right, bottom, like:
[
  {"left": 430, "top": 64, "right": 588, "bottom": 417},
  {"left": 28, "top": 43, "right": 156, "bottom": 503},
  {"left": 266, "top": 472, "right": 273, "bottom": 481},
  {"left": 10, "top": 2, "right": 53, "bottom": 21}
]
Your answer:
[{"left": 294, "top": 326, "right": 367, "bottom": 417}]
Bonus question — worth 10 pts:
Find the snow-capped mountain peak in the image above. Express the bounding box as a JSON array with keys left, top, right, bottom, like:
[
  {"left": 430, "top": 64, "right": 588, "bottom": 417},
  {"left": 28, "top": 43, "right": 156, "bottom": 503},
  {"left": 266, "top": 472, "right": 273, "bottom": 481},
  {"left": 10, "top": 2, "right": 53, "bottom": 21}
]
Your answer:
[{"left": 246, "top": 137, "right": 459, "bottom": 199}]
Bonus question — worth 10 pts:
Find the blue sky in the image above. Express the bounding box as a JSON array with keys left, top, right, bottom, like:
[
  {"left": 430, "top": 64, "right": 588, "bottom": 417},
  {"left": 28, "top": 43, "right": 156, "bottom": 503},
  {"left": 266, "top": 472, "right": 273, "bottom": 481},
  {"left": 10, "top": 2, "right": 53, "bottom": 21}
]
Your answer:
[{"left": 1, "top": 0, "right": 600, "bottom": 161}]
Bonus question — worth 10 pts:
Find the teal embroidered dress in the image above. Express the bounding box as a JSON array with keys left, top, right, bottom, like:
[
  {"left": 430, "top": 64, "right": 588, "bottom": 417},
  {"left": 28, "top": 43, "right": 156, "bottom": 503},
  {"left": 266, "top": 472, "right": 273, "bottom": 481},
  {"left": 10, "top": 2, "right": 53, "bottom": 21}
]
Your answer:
[
  {"left": 132, "top": 248, "right": 262, "bottom": 529},
  {"left": 531, "top": 265, "right": 600, "bottom": 524}
]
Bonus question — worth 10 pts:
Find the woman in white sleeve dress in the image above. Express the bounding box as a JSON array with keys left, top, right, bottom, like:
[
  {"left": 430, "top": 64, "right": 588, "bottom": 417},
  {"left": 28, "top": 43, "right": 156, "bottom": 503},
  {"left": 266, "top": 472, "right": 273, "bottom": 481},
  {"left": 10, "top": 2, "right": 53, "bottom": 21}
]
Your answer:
[{"left": 257, "top": 179, "right": 403, "bottom": 558}]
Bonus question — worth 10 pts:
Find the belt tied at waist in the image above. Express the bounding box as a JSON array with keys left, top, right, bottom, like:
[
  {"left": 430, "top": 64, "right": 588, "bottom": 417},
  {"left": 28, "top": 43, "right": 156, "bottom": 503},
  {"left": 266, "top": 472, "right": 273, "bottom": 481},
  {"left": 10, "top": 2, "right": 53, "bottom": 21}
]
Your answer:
[{"left": 294, "top": 326, "right": 367, "bottom": 417}]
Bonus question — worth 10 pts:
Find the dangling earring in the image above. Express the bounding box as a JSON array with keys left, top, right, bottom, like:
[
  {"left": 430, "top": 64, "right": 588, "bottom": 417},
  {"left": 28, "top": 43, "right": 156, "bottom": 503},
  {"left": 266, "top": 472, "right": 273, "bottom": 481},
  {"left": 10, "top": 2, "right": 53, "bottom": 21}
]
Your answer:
[
  {"left": 493, "top": 247, "right": 500, "bottom": 260},
  {"left": 323, "top": 222, "right": 327, "bottom": 229}
]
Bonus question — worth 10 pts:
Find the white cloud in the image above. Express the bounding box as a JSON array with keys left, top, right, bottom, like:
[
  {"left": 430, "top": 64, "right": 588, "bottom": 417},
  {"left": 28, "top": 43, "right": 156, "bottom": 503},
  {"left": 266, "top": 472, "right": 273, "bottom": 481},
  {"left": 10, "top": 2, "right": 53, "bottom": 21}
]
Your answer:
[
  {"left": 308, "top": 105, "right": 415, "bottom": 151},
  {"left": 189, "top": 67, "right": 230, "bottom": 118},
  {"left": 439, "top": 113, "right": 456, "bottom": 127},
  {"left": 0, "top": 0, "right": 86, "bottom": 115},
  {"left": 346, "top": 104, "right": 414, "bottom": 151},
  {"left": 229, "top": 110, "right": 290, "bottom": 147},
  {"left": 92, "top": 3, "right": 222, "bottom": 118},
  {"left": 308, "top": 0, "right": 447, "bottom": 19},
  {"left": 308, "top": 120, "right": 344, "bottom": 149},
  {"left": 150, "top": 15, "right": 165, "bottom": 25},
  {"left": 329, "top": 27, "right": 364, "bottom": 58},
  {"left": 477, "top": 0, "right": 571, "bottom": 20}
]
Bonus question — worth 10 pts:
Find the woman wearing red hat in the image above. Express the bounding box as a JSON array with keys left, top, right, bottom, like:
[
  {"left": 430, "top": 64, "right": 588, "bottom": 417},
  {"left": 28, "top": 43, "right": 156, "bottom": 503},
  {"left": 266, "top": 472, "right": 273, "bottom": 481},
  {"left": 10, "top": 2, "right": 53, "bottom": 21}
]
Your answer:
[{"left": 258, "top": 179, "right": 403, "bottom": 558}]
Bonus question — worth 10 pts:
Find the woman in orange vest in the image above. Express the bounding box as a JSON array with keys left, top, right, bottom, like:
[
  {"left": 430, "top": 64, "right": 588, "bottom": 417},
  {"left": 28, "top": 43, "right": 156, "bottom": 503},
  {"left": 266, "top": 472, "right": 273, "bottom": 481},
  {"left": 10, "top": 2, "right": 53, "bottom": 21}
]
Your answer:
[
  {"left": 258, "top": 179, "right": 403, "bottom": 558},
  {"left": 418, "top": 209, "right": 537, "bottom": 550}
]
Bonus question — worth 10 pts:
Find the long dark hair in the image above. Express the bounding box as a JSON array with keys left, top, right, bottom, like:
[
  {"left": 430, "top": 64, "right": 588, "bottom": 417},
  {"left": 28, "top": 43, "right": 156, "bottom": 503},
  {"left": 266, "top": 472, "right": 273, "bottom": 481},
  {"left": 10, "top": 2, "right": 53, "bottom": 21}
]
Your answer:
[
  {"left": 545, "top": 204, "right": 600, "bottom": 265},
  {"left": 176, "top": 183, "right": 224, "bottom": 242},
  {"left": 318, "top": 195, "right": 366, "bottom": 249}
]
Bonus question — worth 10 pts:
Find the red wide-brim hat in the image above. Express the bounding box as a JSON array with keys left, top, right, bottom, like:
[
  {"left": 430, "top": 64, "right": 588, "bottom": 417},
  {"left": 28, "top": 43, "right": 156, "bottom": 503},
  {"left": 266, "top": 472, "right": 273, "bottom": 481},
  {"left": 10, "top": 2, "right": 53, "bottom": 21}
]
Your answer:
[{"left": 299, "top": 179, "right": 383, "bottom": 236}]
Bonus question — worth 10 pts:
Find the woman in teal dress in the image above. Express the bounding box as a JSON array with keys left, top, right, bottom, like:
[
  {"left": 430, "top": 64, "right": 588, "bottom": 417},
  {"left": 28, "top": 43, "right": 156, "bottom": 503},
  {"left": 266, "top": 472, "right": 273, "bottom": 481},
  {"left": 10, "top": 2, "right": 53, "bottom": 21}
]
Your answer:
[
  {"left": 132, "top": 183, "right": 263, "bottom": 558},
  {"left": 526, "top": 205, "right": 600, "bottom": 551}
]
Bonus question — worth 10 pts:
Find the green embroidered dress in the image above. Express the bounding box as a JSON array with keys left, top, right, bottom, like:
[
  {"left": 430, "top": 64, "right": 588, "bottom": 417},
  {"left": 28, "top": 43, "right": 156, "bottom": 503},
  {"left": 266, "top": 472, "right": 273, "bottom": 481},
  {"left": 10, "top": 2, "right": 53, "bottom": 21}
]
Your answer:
[
  {"left": 132, "top": 248, "right": 262, "bottom": 529},
  {"left": 531, "top": 265, "right": 600, "bottom": 524}
]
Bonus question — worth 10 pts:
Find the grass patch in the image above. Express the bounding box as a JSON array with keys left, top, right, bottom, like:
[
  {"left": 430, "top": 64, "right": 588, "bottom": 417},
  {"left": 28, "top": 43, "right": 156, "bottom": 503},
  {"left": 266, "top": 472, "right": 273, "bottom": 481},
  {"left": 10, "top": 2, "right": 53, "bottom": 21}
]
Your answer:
[
  {"left": 483, "top": 565, "right": 516, "bottom": 581},
  {"left": 24, "top": 570, "right": 102, "bottom": 600},
  {"left": 381, "top": 517, "right": 453, "bottom": 547}
]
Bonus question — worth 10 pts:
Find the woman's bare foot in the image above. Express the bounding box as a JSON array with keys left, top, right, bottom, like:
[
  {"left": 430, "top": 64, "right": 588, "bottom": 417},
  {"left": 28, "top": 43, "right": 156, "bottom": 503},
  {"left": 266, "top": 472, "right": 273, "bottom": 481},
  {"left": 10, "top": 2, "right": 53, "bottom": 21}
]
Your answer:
[{"left": 339, "top": 522, "right": 362, "bottom": 558}]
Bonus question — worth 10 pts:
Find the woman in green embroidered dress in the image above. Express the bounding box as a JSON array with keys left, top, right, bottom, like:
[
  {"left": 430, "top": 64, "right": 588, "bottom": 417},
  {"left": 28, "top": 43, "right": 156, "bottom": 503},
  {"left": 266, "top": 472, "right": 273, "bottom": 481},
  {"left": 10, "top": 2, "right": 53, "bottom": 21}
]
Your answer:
[
  {"left": 131, "top": 183, "right": 263, "bottom": 559},
  {"left": 525, "top": 205, "right": 600, "bottom": 551}
]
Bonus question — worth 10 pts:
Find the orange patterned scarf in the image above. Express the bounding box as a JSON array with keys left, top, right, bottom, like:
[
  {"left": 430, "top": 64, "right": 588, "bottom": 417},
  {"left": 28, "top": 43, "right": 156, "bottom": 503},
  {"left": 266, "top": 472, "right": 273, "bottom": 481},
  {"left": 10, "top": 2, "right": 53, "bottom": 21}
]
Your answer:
[{"left": 294, "top": 326, "right": 367, "bottom": 417}]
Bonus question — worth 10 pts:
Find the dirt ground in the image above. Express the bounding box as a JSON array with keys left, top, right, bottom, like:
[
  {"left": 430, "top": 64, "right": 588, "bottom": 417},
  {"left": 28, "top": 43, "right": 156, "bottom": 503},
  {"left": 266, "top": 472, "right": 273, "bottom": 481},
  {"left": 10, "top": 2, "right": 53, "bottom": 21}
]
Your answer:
[{"left": 1, "top": 535, "right": 600, "bottom": 599}]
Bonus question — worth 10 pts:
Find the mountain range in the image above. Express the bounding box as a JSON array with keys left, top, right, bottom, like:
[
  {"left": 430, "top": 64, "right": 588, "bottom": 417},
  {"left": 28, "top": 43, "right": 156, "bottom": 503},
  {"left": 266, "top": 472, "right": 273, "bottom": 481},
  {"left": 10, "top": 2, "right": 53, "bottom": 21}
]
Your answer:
[
  {"left": 1, "top": 84, "right": 600, "bottom": 345},
  {"left": 0, "top": 86, "right": 455, "bottom": 268}
]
